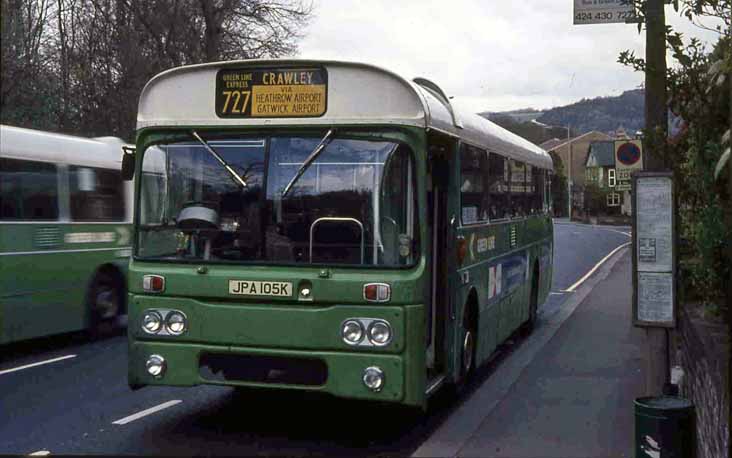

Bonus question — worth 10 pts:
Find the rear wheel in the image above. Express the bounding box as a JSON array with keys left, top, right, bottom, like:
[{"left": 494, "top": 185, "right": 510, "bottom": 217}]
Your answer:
[
  {"left": 457, "top": 304, "right": 476, "bottom": 388},
  {"left": 521, "top": 266, "right": 539, "bottom": 336}
]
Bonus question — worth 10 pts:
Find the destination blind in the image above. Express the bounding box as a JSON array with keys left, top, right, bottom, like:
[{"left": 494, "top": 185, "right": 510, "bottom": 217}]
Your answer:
[{"left": 216, "top": 67, "right": 327, "bottom": 118}]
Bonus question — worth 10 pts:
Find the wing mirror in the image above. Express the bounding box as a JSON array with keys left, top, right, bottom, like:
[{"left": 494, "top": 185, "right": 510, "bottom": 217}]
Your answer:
[{"left": 121, "top": 145, "right": 136, "bottom": 181}]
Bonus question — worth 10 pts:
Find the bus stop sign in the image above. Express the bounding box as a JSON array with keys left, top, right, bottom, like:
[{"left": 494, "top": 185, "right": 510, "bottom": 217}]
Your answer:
[{"left": 574, "top": 0, "right": 637, "bottom": 25}]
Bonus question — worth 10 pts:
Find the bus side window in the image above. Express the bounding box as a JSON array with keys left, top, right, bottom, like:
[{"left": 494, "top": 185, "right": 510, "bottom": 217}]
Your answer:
[
  {"left": 0, "top": 158, "right": 59, "bottom": 220},
  {"left": 509, "top": 159, "right": 527, "bottom": 218},
  {"left": 526, "top": 164, "right": 533, "bottom": 214},
  {"left": 545, "top": 170, "right": 552, "bottom": 213},
  {"left": 459, "top": 144, "right": 489, "bottom": 224},
  {"left": 69, "top": 166, "right": 125, "bottom": 221},
  {"left": 141, "top": 146, "right": 168, "bottom": 225},
  {"left": 487, "top": 153, "right": 509, "bottom": 220},
  {"left": 528, "top": 164, "right": 544, "bottom": 214}
]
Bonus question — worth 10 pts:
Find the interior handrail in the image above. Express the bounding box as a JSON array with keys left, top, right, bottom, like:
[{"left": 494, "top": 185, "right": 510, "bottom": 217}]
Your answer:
[{"left": 309, "top": 217, "right": 365, "bottom": 264}]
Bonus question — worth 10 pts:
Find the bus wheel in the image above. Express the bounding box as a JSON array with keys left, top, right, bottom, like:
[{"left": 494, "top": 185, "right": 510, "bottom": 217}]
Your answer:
[
  {"left": 88, "top": 272, "right": 122, "bottom": 336},
  {"left": 522, "top": 266, "right": 540, "bottom": 336},
  {"left": 458, "top": 305, "right": 477, "bottom": 386},
  {"left": 461, "top": 327, "right": 475, "bottom": 377}
]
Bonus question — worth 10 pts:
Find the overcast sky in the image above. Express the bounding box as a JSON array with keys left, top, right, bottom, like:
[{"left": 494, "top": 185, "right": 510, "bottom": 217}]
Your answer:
[{"left": 298, "top": 1, "right": 725, "bottom": 113}]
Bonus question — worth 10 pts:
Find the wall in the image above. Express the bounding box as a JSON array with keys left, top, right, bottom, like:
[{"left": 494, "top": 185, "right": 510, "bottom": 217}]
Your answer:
[{"left": 675, "top": 304, "right": 730, "bottom": 458}]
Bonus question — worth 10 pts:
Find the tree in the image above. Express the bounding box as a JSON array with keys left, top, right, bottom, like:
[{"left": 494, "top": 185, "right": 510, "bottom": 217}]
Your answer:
[
  {"left": 549, "top": 151, "right": 568, "bottom": 217},
  {"left": 619, "top": 0, "right": 730, "bottom": 310},
  {"left": 0, "top": 0, "right": 57, "bottom": 129},
  {"left": 1, "top": 0, "right": 314, "bottom": 139}
]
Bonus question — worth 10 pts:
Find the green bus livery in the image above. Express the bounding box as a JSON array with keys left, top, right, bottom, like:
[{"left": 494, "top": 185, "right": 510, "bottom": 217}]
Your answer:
[
  {"left": 124, "top": 60, "right": 554, "bottom": 408},
  {"left": 0, "top": 125, "right": 133, "bottom": 344}
]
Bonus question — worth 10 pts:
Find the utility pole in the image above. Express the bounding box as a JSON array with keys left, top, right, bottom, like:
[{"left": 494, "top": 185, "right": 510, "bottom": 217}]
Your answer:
[
  {"left": 727, "top": 25, "right": 732, "bottom": 458},
  {"left": 567, "top": 125, "right": 572, "bottom": 220},
  {"left": 644, "top": 0, "right": 668, "bottom": 170},
  {"left": 643, "top": 0, "right": 670, "bottom": 396}
]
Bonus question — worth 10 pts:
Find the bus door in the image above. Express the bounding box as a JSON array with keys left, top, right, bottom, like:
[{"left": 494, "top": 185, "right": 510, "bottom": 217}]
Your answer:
[{"left": 425, "top": 134, "right": 456, "bottom": 378}]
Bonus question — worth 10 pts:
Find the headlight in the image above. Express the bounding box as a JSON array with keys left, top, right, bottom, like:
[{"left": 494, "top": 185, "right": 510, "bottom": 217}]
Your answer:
[
  {"left": 342, "top": 320, "right": 364, "bottom": 345},
  {"left": 367, "top": 320, "right": 392, "bottom": 346},
  {"left": 165, "top": 311, "right": 187, "bottom": 335},
  {"left": 362, "top": 366, "right": 385, "bottom": 392},
  {"left": 146, "top": 354, "right": 166, "bottom": 378},
  {"left": 142, "top": 311, "right": 163, "bottom": 334}
]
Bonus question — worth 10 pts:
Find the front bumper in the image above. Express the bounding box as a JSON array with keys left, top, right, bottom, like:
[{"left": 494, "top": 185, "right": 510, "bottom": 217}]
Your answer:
[
  {"left": 127, "top": 296, "right": 425, "bottom": 406},
  {"left": 129, "top": 341, "right": 406, "bottom": 402}
]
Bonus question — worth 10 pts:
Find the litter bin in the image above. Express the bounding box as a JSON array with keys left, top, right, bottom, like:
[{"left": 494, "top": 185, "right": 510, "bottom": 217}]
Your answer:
[{"left": 635, "top": 396, "right": 695, "bottom": 458}]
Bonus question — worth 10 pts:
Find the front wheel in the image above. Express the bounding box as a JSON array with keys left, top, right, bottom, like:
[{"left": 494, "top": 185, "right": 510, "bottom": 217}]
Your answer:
[{"left": 88, "top": 272, "right": 123, "bottom": 337}]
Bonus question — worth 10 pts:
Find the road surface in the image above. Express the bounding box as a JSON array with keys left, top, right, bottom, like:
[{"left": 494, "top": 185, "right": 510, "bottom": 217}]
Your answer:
[{"left": 0, "top": 221, "right": 631, "bottom": 456}]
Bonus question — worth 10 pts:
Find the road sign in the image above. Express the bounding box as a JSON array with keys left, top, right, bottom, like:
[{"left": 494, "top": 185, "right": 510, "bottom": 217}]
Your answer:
[
  {"left": 616, "top": 140, "right": 643, "bottom": 172},
  {"left": 574, "top": 0, "right": 637, "bottom": 25}
]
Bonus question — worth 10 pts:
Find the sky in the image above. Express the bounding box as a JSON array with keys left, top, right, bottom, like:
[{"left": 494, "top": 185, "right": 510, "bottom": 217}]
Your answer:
[{"left": 297, "top": 1, "right": 725, "bottom": 114}]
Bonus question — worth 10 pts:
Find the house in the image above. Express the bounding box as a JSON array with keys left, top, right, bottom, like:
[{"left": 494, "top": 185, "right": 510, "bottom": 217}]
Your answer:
[
  {"left": 541, "top": 131, "right": 613, "bottom": 189},
  {"left": 541, "top": 131, "right": 613, "bottom": 218},
  {"left": 585, "top": 140, "right": 635, "bottom": 218}
]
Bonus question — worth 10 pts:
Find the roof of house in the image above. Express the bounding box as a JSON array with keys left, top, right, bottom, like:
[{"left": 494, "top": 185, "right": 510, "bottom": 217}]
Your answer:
[
  {"left": 541, "top": 131, "right": 613, "bottom": 153},
  {"left": 585, "top": 141, "right": 616, "bottom": 167},
  {"left": 539, "top": 138, "right": 565, "bottom": 151}
]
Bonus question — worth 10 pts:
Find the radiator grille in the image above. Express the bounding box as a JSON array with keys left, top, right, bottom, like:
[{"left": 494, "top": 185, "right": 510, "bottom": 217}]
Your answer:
[
  {"left": 199, "top": 353, "right": 328, "bottom": 386},
  {"left": 34, "top": 227, "right": 61, "bottom": 248}
]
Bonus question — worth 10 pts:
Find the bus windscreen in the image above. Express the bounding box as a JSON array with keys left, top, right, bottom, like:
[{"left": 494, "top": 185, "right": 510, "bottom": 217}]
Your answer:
[{"left": 137, "top": 135, "right": 418, "bottom": 267}]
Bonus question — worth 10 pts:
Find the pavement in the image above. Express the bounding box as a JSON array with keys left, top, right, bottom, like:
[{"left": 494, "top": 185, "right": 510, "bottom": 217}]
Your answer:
[{"left": 415, "top": 248, "right": 644, "bottom": 458}]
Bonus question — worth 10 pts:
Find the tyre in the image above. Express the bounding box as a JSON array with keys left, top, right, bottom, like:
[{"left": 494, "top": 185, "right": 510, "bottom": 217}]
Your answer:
[
  {"left": 521, "top": 266, "right": 539, "bottom": 336},
  {"left": 87, "top": 271, "right": 123, "bottom": 337},
  {"left": 457, "top": 305, "right": 476, "bottom": 387}
]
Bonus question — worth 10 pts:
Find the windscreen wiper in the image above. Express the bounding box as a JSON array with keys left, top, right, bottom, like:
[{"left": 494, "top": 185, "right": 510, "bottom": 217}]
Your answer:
[
  {"left": 191, "top": 131, "right": 247, "bottom": 188},
  {"left": 281, "top": 128, "right": 335, "bottom": 198}
]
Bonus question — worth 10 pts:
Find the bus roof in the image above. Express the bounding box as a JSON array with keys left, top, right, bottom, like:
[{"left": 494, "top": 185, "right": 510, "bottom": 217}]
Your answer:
[
  {"left": 0, "top": 124, "right": 128, "bottom": 169},
  {"left": 137, "top": 59, "right": 552, "bottom": 170}
]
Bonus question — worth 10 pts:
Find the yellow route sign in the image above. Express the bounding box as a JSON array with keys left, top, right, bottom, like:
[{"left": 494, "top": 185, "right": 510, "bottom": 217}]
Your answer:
[{"left": 216, "top": 67, "right": 327, "bottom": 118}]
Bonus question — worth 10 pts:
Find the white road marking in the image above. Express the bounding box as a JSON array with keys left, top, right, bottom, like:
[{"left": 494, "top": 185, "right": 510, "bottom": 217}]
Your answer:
[
  {"left": 0, "top": 354, "right": 76, "bottom": 376},
  {"left": 549, "top": 292, "right": 565, "bottom": 296},
  {"left": 562, "top": 242, "right": 631, "bottom": 293},
  {"left": 28, "top": 451, "right": 50, "bottom": 456},
  {"left": 112, "top": 400, "right": 182, "bottom": 425},
  {"left": 602, "top": 228, "right": 632, "bottom": 237},
  {"left": 554, "top": 220, "right": 632, "bottom": 238}
]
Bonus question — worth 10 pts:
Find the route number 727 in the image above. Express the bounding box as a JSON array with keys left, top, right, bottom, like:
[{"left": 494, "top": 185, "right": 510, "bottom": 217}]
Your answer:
[{"left": 221, "top": 90, "right": 251, "bottom": 114}]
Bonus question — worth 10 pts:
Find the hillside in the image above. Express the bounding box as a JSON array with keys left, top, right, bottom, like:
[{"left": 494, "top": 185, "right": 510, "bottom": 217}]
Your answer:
[
  {"left": 480, "top": 89, "right": 644, "bottom": 145},
  {"left": 537, "top": 89, "right": 643, "bottom": 135}
]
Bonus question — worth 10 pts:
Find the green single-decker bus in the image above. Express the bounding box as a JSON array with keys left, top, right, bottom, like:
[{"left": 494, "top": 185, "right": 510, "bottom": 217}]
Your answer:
[
  {"left": 1, "top": 125, "right": 133, "bottom": 344},
  {"left": 124, "top": 60, "right": 554, "bottom": 409}
]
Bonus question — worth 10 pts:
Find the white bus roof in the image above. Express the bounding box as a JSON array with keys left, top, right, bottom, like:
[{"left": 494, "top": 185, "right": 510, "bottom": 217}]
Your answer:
[
  {"left": 0, "top": 124, "right": 128, "bottom": 169},
  {"left": 137, "top": 59, "right": 552, "bottom": 170}
]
